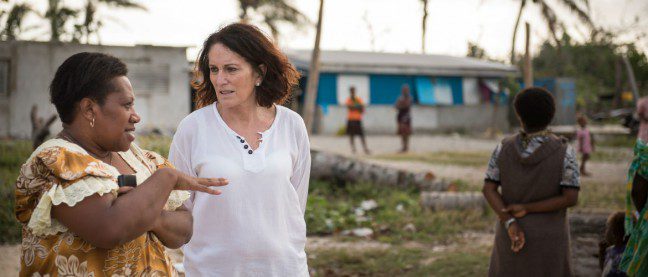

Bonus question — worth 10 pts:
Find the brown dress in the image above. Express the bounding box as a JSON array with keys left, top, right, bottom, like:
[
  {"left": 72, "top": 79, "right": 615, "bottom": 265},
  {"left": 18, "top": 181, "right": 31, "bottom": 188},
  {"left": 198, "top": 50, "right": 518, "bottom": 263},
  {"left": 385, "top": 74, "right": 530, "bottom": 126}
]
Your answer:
[{"left": 488, "top": 134, "right": 573, "bottom": 277}]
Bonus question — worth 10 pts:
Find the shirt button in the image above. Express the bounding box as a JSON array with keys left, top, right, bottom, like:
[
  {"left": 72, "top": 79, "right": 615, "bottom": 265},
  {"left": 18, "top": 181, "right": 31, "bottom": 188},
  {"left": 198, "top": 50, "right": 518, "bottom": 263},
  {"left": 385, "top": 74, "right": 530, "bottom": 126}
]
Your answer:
[
  {"left": 240, "top": 139, "right": 245, "bottom": 143},
  {"left": 244, "top": 145, "right": 249, "bottom": 149},
  {"left": 248, "top": 150, "right": 253, "bottom": 154}
]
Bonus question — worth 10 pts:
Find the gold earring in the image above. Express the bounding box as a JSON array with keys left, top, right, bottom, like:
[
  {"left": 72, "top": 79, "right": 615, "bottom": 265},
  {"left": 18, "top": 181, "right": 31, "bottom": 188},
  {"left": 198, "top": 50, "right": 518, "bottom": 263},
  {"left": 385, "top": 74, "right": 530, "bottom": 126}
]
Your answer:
[{"left": 90, "top": 117, "right": 95, "bottom": 128}]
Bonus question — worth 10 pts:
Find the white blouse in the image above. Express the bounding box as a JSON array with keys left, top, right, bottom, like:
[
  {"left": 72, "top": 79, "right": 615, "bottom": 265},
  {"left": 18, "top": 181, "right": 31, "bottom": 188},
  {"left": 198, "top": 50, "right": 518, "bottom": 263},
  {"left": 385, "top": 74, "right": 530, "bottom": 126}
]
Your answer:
[{"left": 169, "top": 104, "right": 311, "bottom": 277}]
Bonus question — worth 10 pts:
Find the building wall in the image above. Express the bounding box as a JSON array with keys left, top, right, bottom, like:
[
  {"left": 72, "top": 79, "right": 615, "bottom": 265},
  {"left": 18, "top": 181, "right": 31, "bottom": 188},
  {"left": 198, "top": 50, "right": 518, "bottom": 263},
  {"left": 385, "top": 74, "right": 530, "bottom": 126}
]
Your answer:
[
  {"left": 0, "top": 41, "right": 190, "bottom": 138},
  {"left": 316, "top": 104, "right": 509, "bottom": 135}
]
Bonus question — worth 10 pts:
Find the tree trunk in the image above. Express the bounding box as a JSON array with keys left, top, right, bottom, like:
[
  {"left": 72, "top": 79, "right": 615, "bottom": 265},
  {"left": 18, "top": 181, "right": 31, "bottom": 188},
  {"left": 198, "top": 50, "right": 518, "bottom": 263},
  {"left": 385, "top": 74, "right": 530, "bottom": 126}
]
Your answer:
[
  {"left": 622, "top": 54, "right": 640, "bottom": 106},
  {"left": 510, "top": 0, "right": 525, "bottom": 65},
  {"left": 523, "top": 22, "right": 533, "bottom": 88},
  {"left": 421, "top": 0, "right": 428, "bottom": 54},
  {"left": 310, "top": 150, "right": 448, "bottom": 191},
  {"left": 30, "top": 105, "right": 57, "bottom": 149},
  {"left": 303, "top": 0, "right": 324, "bottom": 134}
]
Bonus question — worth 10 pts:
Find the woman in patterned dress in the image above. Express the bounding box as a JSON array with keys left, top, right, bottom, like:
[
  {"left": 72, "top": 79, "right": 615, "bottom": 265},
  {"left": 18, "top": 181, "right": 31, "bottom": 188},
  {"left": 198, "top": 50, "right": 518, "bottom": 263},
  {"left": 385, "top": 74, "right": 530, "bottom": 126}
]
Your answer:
[
  {"left": 14, "top": 52, "right": 227, "bottom": 276},
  {"left": 620, "top": 96, "right": 648, "bottom": 276}
]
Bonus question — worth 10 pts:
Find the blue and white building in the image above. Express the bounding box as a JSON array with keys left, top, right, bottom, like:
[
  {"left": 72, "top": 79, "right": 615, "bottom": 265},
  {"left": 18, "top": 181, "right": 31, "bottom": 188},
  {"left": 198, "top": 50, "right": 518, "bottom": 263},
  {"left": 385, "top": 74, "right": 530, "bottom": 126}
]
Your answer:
[{"left": 286, "top": 50, "right": 518, "bottom": 134}]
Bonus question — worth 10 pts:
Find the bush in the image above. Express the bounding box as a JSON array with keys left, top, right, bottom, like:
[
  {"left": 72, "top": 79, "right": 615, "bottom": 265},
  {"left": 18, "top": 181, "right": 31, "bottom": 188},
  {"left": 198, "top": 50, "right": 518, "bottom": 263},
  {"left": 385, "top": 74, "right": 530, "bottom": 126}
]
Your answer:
[{"left": 0, "top": 140, "right": 32, "bottom": 243}]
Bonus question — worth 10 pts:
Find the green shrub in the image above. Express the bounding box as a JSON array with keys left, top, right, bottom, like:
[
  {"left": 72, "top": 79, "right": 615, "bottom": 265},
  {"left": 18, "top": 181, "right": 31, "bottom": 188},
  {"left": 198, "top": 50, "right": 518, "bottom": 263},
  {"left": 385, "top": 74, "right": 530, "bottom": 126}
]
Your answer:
[{"left": 0, "top": 140, "right": 31, "bottom": 243}]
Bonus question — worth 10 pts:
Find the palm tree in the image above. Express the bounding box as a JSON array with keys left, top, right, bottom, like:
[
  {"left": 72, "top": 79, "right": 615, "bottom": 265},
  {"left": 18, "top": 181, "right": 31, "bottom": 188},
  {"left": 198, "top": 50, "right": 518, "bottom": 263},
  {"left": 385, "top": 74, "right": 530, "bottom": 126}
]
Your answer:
[
  {"left": 74, "top": 0, "right": 146, "bottom": 44},
  {"left": 45, "top": 0, "right": 78, "bottom": 42},
  {"left": 236, "top": 0, "right": 309, "bottom": 43},
  {"left": 509, "top": 0, "right": 595, "bottom": 64},
  {"left": 303, "top": 0, "right": 324, "bottom": 134},
  {"left": 1, "top": 2, "right": 34, "bottom": 41},
  {"left": 420, "top": 0, "right": 429, "bottom": 54}
]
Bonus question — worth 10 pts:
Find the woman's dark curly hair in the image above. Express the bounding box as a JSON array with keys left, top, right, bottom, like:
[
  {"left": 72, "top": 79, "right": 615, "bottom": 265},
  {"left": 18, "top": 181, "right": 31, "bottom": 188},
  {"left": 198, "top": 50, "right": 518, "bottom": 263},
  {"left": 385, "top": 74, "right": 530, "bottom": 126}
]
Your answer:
[
  {"left": 50, "top": 52, "right": 128, "bottom": 124},
  {"left": 193, "top": 23, "right": 300, "bottom": 109},
  {"left": 514, "top": 86, "right": 556, "bottom": 131}
]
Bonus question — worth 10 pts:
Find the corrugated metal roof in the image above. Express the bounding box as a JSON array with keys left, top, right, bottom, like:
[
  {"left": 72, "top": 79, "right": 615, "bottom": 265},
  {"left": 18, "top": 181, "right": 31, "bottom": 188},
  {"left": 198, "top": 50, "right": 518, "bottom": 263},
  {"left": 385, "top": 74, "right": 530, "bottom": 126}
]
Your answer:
[{"left": 285, "top": 49, "right": 518, "bottom": 77}]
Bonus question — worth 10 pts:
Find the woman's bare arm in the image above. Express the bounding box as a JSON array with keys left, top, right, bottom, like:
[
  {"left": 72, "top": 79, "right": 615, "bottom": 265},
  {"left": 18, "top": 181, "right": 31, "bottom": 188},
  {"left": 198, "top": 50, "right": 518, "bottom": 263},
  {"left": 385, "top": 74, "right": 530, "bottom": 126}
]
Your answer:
[{"left": 52, "top": 168, "right": 225, "bottom": 249}]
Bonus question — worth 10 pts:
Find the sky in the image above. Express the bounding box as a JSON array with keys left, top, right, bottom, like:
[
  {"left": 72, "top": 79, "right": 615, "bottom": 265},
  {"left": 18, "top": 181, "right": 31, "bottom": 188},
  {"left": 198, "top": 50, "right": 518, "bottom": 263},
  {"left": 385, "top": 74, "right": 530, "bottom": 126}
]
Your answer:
[{"left": 14, "top": 0, "right": 648, "bottom": 62}]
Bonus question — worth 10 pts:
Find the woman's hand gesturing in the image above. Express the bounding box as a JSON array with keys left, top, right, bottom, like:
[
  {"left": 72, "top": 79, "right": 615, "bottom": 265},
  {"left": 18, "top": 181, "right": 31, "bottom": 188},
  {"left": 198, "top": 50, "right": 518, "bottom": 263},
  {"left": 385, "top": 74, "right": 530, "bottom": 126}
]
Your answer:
[{"left": 172, "top": 169, "right": 228, "bottom": 195}]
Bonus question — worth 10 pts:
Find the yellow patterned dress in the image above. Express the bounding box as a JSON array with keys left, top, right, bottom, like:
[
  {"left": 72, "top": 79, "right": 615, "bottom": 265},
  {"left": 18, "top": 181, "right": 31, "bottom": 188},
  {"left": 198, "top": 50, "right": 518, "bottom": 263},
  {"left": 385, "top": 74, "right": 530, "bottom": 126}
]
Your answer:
[{"left": 14, "top": 138, "right": 189, "bottom": 276}]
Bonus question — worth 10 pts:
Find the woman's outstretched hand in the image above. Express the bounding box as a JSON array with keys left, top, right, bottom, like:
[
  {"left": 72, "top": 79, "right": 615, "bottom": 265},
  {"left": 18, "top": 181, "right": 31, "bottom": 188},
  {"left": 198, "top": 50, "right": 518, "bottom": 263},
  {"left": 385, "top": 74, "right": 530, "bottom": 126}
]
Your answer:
[{"left": 173, "top": 169, "right": 228, "bottom": 195}]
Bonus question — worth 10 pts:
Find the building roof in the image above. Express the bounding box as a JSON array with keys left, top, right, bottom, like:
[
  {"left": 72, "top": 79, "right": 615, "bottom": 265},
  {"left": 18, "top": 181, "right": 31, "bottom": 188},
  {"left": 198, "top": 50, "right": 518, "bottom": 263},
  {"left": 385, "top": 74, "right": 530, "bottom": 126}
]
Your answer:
[{"left": 285, "top": 49, "right": 517, "bottom": 77}]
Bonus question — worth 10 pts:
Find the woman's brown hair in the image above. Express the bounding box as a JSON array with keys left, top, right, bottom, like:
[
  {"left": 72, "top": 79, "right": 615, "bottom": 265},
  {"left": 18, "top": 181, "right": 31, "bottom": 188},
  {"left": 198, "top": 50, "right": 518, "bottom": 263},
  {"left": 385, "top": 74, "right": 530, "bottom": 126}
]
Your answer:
[{"left": 193, "top": 23, "right": 300, "bottom": 109}]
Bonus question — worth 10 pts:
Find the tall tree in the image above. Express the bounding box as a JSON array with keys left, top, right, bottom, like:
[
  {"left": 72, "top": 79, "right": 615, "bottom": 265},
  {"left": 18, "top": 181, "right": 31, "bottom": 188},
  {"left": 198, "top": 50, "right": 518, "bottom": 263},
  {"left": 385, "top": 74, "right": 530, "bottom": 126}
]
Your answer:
[
  {"left": 509, "top": 0, "right": 595, "bottom": 64},
  {"left": 420, "top": 0, "right": 428, "bottom": 53},
  {"left": 1, "top": 2, "right": 34, "bottom": 41},
  {"left": 303, "top": 0, "right": 324, "bottom": 134},
  {"left": 236, "top": 0, "right": 309, "bottom": 43},
  {"left": 45, "top": 0, "right": 78, "bottom": 42},
  {"left": 74, "top": 0, "right": 146, "bottom": 44}
]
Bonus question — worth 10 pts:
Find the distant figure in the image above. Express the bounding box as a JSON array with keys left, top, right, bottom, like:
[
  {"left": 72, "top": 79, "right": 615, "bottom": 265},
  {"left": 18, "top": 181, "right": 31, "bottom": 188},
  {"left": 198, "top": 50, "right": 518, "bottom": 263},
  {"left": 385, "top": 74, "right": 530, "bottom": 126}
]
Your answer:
[
  {"left": 346, "top": 86, "right": 370, "bottom": 154},
  {"left": 576, "top": 114, "right": 594, "bottom": 176},
  {"left": 599, "top": 211, "right": 627, "bottom": 277},
  {"left": 482, "top": 87, "right": 580, "bottom": 277},
  {"left": 619, "top": 97, "right": 648, "bottom": 276},
  {"left": 395, "top": 84, "right": 413, "bottom": 152}
]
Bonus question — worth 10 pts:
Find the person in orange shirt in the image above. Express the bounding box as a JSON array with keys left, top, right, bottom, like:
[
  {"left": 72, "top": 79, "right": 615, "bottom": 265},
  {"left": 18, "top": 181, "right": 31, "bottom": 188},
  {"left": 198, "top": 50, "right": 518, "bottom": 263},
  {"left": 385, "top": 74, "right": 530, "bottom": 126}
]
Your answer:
[{"left": 345, "top": 86, "right": 370, "bottom": 154}]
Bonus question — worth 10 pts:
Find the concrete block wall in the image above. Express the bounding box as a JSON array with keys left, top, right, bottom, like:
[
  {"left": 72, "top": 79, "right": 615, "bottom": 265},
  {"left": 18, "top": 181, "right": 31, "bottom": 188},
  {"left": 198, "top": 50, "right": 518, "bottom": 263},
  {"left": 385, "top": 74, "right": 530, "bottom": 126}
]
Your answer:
[
  {"left": 0, "top": 41, "right": 190, "bottom": 138},
  {"left": 315, "top": 104, "right": 509, "bottom": 135}
]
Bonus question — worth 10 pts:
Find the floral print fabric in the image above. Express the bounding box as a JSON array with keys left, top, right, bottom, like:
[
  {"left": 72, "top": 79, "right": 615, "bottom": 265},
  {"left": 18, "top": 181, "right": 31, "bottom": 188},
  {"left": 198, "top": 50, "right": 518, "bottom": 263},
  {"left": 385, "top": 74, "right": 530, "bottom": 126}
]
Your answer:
[{"left": 15, "top": 138, "right": 187, "bottom": 276}]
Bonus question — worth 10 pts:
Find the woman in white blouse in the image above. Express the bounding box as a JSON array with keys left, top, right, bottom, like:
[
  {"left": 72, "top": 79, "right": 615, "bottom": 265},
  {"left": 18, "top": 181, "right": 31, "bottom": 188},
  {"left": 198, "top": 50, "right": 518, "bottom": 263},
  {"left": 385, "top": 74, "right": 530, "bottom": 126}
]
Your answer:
[{"left": 169, "top": 23, "right": 310, "bottom": 276}]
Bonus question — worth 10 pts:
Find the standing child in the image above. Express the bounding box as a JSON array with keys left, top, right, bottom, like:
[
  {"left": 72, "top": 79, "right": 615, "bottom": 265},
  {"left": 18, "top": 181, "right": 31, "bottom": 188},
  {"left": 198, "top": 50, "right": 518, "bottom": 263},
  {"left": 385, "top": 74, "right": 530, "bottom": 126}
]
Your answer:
[
  {"left": 599, "top": 211, "right": 627, "bottom": 277},
  {"left": 482, "top": 87, "right": 580, "bottom": 277},
  {"left": 576, "top": 115, "right": 594, "bottom": 176}
]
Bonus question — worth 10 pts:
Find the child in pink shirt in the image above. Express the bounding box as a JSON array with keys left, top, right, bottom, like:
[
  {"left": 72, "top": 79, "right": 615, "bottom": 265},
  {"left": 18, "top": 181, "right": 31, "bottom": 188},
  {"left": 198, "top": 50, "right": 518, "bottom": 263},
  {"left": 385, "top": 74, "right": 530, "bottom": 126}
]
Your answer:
[{"left": 576, "top": 115, "right": 594, "bottom": 176}]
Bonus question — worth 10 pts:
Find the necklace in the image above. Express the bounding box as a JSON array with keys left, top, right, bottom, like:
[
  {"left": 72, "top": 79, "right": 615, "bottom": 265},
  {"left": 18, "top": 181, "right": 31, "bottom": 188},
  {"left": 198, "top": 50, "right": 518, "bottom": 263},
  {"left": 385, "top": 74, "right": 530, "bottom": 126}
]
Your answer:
[{"left": 59, "top": 131, "right": 113, "bottom": 165}]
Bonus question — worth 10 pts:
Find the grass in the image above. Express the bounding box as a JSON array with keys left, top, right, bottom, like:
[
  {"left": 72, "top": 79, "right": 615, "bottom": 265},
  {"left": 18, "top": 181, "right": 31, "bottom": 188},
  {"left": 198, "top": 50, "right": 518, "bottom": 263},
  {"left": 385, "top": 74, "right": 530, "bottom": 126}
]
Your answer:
[
  {"left": 374, "top": 151, "right": 492, "bottom": 168},
  {"left": 575, "top": 180, "right": 626, "bottom": 213},
  {"left": 0, "top": 139, "right": 31, "bottom": 243},
  {"left": 306, "top": 180, "right": 493, "bottom": 244},
  {"left": 307, "top": 240, "right": 490, "bottom": 276},
  {"left": 596, "top": 135, "right": 636, "bottom": 148}
]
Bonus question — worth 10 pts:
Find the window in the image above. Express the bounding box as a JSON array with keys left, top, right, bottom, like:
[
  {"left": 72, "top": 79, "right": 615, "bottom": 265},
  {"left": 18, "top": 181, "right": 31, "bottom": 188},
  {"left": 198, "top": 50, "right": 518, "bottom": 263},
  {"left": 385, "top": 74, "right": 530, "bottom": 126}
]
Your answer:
[{"left": 0, "top": 60, "right": 8, "bottom": 96}]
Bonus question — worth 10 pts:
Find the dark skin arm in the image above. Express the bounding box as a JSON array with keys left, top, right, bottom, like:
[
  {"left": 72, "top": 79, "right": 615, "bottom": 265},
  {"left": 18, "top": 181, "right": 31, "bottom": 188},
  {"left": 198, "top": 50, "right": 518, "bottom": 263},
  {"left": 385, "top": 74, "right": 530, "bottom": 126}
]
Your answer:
[
  {"left": 52, "top": 168, "right": 226, "bottom": 249},
  {"left": 632, "top": 173, "right": 648, "bottom": 213},
  {"left": 482, "top": 181, "right": 525, "bottom": 252},
  {"left": 503, "top": 188, "right": 579, "bottom": 218},
  {"left": 150, "top": 206, "right": 193, "bottom": 249}
]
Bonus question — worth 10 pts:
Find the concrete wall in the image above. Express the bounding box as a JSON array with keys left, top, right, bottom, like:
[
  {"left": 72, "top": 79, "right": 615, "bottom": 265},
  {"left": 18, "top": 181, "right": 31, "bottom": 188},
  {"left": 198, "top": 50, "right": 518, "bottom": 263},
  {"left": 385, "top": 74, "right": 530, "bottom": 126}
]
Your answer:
[
  {"left": 0, "top": 41, "right": 190, "bottom": 138},
  {"left": 315, "top": 104, "right": 509, "bottom": 135}
]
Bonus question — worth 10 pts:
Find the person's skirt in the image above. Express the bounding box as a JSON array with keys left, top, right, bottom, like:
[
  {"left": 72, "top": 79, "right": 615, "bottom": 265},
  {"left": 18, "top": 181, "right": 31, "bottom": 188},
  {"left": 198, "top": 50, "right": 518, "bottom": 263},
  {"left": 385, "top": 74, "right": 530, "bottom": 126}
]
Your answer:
[
  {"left": 397, "top": 122, "right": 412, "bottom": 136},
  {"left": 346, "top": 120, "right": 364, "bottom": 135}
]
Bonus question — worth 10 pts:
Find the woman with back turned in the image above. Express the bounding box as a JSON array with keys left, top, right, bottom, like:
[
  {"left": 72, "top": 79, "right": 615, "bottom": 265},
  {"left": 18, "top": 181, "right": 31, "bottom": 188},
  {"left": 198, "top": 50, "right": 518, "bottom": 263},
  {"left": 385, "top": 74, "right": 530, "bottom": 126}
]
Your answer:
[{"left": 482, "top": 87, "right": 580, "bottom": 277}]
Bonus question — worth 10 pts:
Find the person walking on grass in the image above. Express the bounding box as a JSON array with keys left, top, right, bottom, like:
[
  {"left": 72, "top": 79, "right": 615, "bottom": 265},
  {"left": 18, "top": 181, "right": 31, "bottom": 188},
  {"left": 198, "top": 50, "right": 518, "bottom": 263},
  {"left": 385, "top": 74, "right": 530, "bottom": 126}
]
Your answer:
[
  {"left": 345, "top": 86, "right": 370, "bottom": 154},
  {"left": 395, "top": 84, "right": 413, "bottom": 153},
  {"left": 482, "top": 87, "right": 580, "bottom": 277}
]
